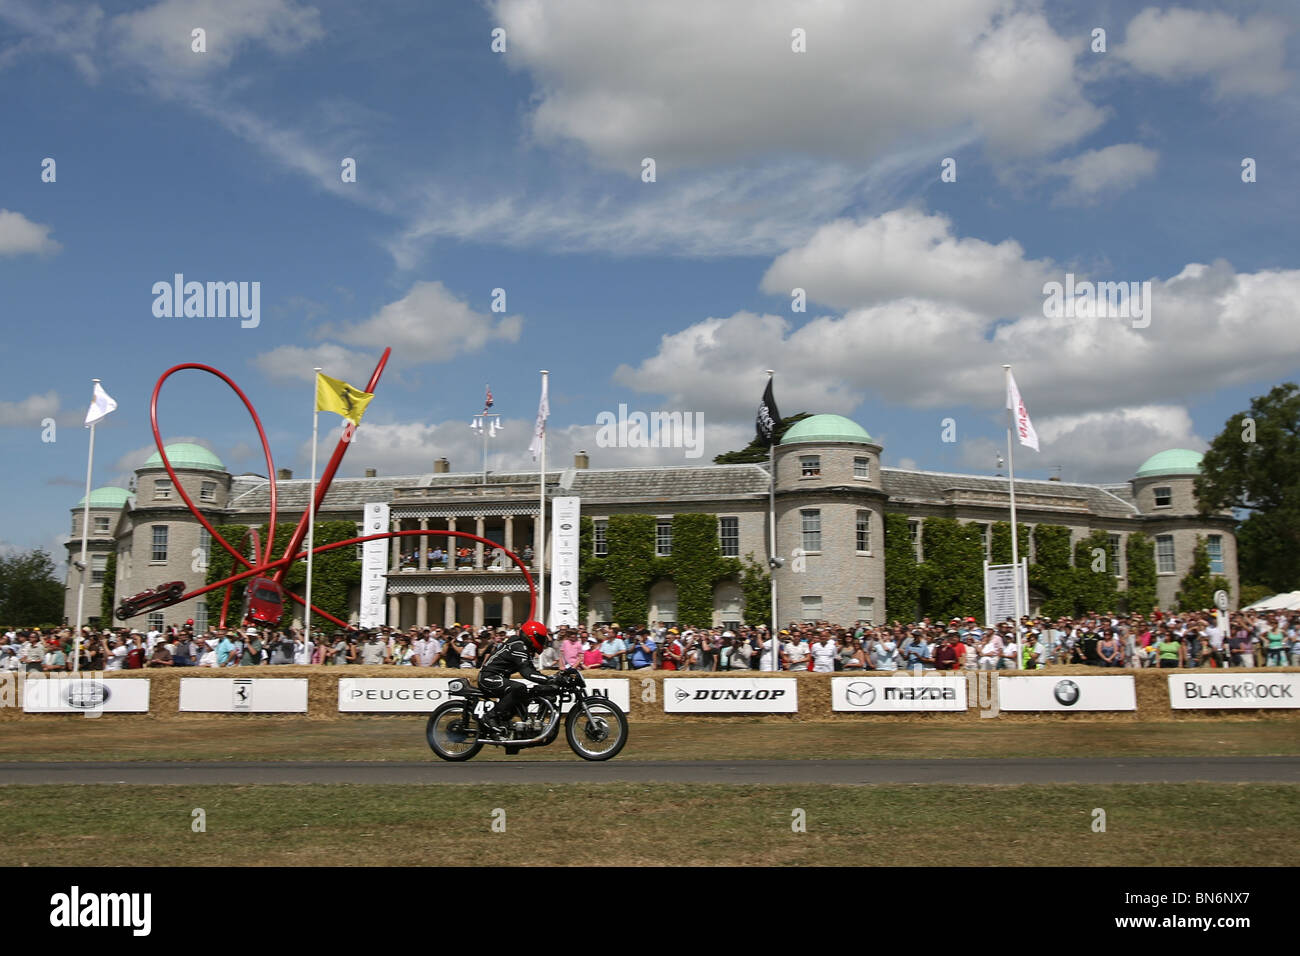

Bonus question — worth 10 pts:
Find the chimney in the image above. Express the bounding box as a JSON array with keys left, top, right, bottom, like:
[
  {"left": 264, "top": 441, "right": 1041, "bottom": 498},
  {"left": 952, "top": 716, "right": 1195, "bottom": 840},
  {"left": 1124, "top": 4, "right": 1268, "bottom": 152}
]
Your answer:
[
  {"left": 364, "top": 468, "right": 377, "bottom": 478},
  {"left": 434, "top": 458, "right": 450, "bottom": 474},
  {"left": 574, "top": 450, "right": 589, "bottom": 469},
  {"left": 276, "top": 468, "right": 293, "bottom": 480},
  {"left": 1048, "top": 475, "right": 1060, "bottom": 481}
]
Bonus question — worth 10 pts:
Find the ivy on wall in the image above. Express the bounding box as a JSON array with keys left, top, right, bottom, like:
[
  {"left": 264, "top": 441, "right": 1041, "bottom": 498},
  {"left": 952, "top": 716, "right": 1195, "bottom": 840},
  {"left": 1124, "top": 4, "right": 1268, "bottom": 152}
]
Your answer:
[
  {"left": 883, "top": 513, "right": 920, "bottom": 623},
  {"left": 1125, "top": 532, "right": 1157, "bottom": 614},
  {"left": 1175, "top": 535, "right": 1232, "bottom": 611},
  {"left": 1071, "top": 529, "right": 1120, "bottom": 614},
  {"left": 918, "top": 517, "right": 984, "bottom": 620},
  {"left": 99, "top": 552, "right": 116, "bottom": 623},
  {"left": 989, "top": 521, "right": 1031, "bottom": 566}
]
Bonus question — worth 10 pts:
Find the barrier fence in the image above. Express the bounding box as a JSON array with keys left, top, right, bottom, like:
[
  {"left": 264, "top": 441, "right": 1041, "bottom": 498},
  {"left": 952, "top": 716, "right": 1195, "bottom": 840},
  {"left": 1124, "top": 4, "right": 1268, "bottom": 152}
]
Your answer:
[{"left": 4, "top": 667, "right": 1299, "bottom": 722}]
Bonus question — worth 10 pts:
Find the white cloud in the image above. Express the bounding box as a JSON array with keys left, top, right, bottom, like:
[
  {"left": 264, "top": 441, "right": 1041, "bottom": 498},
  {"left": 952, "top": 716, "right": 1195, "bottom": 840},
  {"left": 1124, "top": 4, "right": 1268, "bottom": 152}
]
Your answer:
[
  {"left": 0, "top": 209, "right": 61, "bottom": 256},
  {"left": 494, "top": 0, "right": 1104, "bottom": 169},
  {"left": 760, "top": 209, "right": 1055, "bottom": 315},
  {"left": 0, "top": 390, "right": 60, "bottom": 426},
  {"left": 1118, "top": 8, "right": 1291, "bottom": 97},
  {"left": 251, "top": 342, "right": 377, "bottom": 386},
  {"left": 959, "top": 405, "right": 1205, "bottom": 483},
  {"left": 111, "top": 435, "right": 218, "bottom": 475},
  {"left": 1045, "top": 143, "right": 1160, "bottom": 204}
]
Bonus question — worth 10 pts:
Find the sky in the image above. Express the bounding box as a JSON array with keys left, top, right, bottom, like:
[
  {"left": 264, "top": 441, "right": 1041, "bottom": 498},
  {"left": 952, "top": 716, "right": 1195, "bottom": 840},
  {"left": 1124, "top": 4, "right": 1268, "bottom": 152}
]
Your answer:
[{"left": 2, "top": 0, "right": 1298, "bottom": 558}]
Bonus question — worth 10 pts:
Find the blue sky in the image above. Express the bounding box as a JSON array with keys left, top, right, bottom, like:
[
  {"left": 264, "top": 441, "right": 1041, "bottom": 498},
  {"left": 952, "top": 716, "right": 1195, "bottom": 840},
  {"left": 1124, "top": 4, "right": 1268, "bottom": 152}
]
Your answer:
[{"left": 2, "top": 0, "right": 1299, "bottom": 557}]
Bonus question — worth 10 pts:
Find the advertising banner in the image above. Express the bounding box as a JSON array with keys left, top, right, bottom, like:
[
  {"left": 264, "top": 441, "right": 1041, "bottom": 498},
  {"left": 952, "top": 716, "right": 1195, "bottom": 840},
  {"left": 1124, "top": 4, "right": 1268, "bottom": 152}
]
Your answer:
[
  {"left": 997, "top": 675, "right": 1136, "bottom": 711},
  {"left": 550, "top": 496, "right": 580, "bottom": 629},
  {"left": 1168, "top": 674, "right": 1300, "bottom": 710},
  {"left": 831, "top": 675, "right": 967, "bottom": 712},
  {"left": 359, "top": 501, "right": 390, "bottom": 628},
  {"left": 179, "top": 678, "right": 308, "bottom": 713},
  {"left": 663, "top": 678, "right": 798, "bottom": 713},
  {"left": 22, "top": 677, "right": 150, "bottom": 713}
]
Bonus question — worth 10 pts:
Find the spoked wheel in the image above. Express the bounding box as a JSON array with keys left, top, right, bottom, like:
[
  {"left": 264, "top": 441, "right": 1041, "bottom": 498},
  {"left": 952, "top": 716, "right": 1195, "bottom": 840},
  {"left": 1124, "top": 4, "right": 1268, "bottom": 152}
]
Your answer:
[
  {"left": 426, "top": 701, "right": 484, "bottom": 762},
  {"left": 564, "top": 698, "right": 628, "bottom": 761}
]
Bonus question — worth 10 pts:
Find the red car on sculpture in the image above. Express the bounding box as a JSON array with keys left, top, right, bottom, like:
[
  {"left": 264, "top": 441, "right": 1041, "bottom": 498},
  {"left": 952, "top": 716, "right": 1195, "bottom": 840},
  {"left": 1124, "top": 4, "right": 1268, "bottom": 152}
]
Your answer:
[
  {"left": 243, "top": 576, "right": 285, "bottom": 624},
  {"left": 115, "top": 581, "right": 186, "bottom": 621}
]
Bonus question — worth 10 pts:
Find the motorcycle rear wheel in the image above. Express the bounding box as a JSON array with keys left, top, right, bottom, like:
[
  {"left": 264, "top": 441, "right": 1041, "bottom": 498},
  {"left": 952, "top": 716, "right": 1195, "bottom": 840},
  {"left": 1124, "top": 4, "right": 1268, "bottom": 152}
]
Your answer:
[{"left": 426, "top": 701, "right": 484, "bottom": 761}]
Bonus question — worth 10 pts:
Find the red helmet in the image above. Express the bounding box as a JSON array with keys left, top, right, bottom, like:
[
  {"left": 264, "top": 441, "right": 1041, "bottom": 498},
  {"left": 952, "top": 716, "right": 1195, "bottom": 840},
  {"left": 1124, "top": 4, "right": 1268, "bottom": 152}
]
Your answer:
[{"left": 520, "top": 620, "right": 548, "bottom": 653}]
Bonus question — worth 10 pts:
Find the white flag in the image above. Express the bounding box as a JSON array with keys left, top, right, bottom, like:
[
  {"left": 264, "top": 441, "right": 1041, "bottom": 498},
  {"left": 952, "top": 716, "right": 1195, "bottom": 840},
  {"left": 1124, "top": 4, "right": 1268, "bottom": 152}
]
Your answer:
[
  {"left": 84, "top": 382, "right": 117, "bottom": 426},
  {"left": 528, "top": 376, "right": 549, "bottom": 461},
  {"left": 1005, "top": 371, "right": 1039, "bottom": 452}
]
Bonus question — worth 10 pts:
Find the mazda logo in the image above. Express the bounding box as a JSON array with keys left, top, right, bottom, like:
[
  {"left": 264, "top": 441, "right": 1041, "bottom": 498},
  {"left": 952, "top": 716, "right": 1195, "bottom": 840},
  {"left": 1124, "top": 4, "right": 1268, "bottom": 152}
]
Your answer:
[
  {"left": 845, "top": 681, "right": 875, "bottom": 707},
  {"left": 1054, "top": 679, "right": 1080, "bottom": 706}
]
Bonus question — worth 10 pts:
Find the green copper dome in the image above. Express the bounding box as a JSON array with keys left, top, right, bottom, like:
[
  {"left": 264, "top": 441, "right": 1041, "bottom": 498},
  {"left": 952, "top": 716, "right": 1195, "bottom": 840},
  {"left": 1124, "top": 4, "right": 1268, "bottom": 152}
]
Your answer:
[
  {"left": 74, "top": 486, "right": 130, "bottom": 509},
  {"left": 142, "top": 443, "right": 225, "bottom": 471},
  {"left": 779, "top": 414, "right": 873, "bottom": 445},
  {"left": 1135, "top": 448, "right": 1203, "bottom": 478}
]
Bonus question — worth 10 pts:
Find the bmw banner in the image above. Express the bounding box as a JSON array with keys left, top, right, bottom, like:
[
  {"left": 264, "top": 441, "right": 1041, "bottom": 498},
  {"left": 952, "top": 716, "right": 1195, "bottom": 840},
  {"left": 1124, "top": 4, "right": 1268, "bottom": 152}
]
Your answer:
[{"left": 997, "top": 675, "right": 1136, "bottom": 711}]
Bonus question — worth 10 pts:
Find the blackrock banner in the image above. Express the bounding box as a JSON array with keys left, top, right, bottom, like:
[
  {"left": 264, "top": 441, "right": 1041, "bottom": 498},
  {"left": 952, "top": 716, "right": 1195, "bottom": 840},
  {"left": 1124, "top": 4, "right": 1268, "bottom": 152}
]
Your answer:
[
  {"left": 339, "top": 678, "right": 453, "bottom": 712},
  {"left": 664, "top": 678, "right": 798, "bottom": 713},
  {"left": 998, "top": 675, "right": 1136, "bottom": 712},
  {"left": 831, "top": 675, "right": 967, "bottom": 712},
  {"left": 359, "top": 501, "right": 390, "bottom": 629},
  {"left": 22, "top": 677, "right": 150, "bottom": 713},
  {"left": 1169, "top": 674, "right": 1300, "bottom": 710},
  {"left": 179, "top": 678, "right": 308, "bottom": 713},
  {"left": 550, "top": 495, "right": 580, "bottom": 629}
]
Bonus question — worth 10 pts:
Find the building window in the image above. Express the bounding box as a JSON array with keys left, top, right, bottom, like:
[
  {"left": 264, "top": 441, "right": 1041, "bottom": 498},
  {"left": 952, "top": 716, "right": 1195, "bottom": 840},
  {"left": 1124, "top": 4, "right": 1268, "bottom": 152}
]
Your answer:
[
  {"left": 855, "top": 511, "right": 871, "bottom": 553},
  {"left": 800, "top": 595, "right": 822, "bottom": 620},
  {"left": 977, "top": 522, "right": 990, "bottom": 561},
  {"left": 154, "top": 479, "right": 172, "bottom": 500},
  {"left": 858, "top": 596, "right": 875, "bottom": 624},
  {"left": 93, "top": 516, "right": 110, "bottom": 534},
  {"left": 355, "top": 522, "right": 365, "bottom": 559},
  {"left": 1208, "top": 535, "right": 1224, "bottom": 574},
  {"left": 719, "top": 517, "right": 739, "bottom": 557},
  {"left": 800, "top": 455, "right": 821, "bottom": 477},
  {"left": 801, "top": 510, "right": 821, "bottom": 552},
  {"left": 1108, "top": 533, "right": 1123, "bottom": 578},
  {"left": 198, "top": 527, "right": 211, "bottom": 569},
  {"left": 593, "top": 519, "right": 608, "bottom": 557},
  {"left": 91, "top": 554, "right": 107, "bottom": 585},
  {"left": 854, "top": 457, "right": 870, "bottom": 479},
  {"left": 908, "top": 519, "right": 921, "bottom": 560},
  {"left": 1153, "top": 486, "right": 1172, "bottom": 507},
  {"left": 152, "top": 525, "right": 168, "bottom": 562},
  {"left": 195, "top": 601, "right": 208, "bottom": 633},
  {"left": 148, "top": 611, "right": 165, "bottom": 630},
  {"left": 1156, "top": 534, "right": 1175, "bottom": 574},
  {"left": 656, "top": 519, "right": 673, "bottom": 557},
  {"left": 200, "top": 480, "right": 217, "bottom": 502}
]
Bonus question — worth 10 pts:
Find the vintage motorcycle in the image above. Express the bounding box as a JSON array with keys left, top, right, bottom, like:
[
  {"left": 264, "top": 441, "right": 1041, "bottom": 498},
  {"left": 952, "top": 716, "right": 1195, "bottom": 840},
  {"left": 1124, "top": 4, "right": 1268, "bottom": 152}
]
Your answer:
[{"left": 425, "top": 667, "right": 627, "bottom": 762}]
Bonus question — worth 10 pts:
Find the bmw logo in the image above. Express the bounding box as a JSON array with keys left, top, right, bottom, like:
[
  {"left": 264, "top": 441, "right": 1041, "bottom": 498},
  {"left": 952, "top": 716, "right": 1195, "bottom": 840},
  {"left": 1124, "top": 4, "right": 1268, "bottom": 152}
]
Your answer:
[
  {"left": 845, "top": 681, "right": 876, "bottom": 707},
  {"left": 63, "top": 681, "right": 110, "bottom": 709},
  {"left": 1053, "top": 679, "right": 1080, "bottom": 707}
]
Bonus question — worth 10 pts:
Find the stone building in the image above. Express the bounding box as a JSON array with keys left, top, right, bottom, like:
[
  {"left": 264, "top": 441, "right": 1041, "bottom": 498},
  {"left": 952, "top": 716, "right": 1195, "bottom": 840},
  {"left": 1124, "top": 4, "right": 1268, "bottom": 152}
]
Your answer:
[{"left": 62, "top": 417, "right": 1238, "bottom": 630}]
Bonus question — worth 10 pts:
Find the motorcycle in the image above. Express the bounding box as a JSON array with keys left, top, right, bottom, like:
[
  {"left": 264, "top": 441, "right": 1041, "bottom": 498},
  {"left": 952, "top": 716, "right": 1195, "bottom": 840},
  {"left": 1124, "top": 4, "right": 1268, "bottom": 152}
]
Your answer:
[{"left": 425, "top": 667, "right": 627, "bottom": 762}]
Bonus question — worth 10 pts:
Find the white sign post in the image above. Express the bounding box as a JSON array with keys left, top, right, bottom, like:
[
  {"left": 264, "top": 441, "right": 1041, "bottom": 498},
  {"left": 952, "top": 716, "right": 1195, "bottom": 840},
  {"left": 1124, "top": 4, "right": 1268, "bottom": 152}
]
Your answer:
[
  {"left": 550, "top": 496, "right": 580, "bottom": 629},
  {"left": 359, "top": 502, "right": 390, "bottom": 629}
]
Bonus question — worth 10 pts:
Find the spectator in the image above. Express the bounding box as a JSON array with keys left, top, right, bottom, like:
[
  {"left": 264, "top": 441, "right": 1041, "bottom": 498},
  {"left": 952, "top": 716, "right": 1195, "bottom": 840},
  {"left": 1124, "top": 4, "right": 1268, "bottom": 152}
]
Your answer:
[
  {"left": 0, "top": 646, "right": 20, "bottom": 672},
  {"left": 783, "top": 634, "right": 809, "bottom": 671},
  {"left": 1265, "top": 619, "right": 1287, "bottom": 667},
  {"left": 630, "top": 630, "right": 656, "bottom": 669},
  {"left": 1157, "top": 632, "right": 1184, "bottom": 668},
  {"left": 170, "top": 635, "right": 193, "bottom": 667},
  {"left": 197, "top": 638, "right": 218, "bottom": 668},
  {"left": 871, "top": 635, "right": 900, "bottom": 671},
  {"left": 1096, "top": 632, "right": 1122, "bottom": 667},
  {"left": 729, "top": 634, "right": 754, "bottom": 670},
  {"left": 42, "top": 639, "right": 68, "bottom": 673},
  {"left": 241, "top": 628, "right": 264, "bottom": 666},
  {"left": 559, "top": 629, "right": 583, "bottom": 669},
  {"left": 148, "top": 638, "right": 173, "bottom": 667},
  {"left": 978, "top": 630, "right": 1003, "bottom": 671},
  {"left": 600, "top": 629, "right": 628, "bottom": 670},
  {"left": 458, "top": 631, "right": 478, "bottom": 668},
  {"left": 125, "top": 634, "right": 147, "bottom": 670},
  {"left": 810, "top": 631, "right": 838, "bottom": 673},
  {"left": 580, "top": 637, "right": 603, "bottom": 670}
]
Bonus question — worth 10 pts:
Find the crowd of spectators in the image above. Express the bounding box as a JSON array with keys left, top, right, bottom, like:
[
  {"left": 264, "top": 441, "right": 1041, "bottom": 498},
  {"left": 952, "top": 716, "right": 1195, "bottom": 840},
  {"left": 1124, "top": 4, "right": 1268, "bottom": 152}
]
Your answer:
[{"left": 4, "top": 606, "right": 1297, "bottom": 674}]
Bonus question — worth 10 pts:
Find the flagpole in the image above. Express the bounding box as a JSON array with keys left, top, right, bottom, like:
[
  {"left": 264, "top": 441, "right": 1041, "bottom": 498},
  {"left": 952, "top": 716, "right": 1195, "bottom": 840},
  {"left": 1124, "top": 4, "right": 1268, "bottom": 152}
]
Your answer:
[
  {"left": 766, "top": 370, "right": 778, "bottom": 671},
  {"left": 306, "top": 367, "right": 321, "bottom": 657},
  {"left": 538, "top": 370, "right": 548, "bottom": 627},
  {"left": 73, "top": 379, "right": 99, "bottom": 675},
  {"left": 1003, "top": 365, "right": 1023, "bottom": 662}
]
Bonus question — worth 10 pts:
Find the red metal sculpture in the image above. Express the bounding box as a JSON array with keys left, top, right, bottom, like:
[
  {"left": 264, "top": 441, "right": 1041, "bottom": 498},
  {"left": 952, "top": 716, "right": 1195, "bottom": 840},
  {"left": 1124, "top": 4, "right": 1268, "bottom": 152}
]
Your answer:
[{"left": 116, "top": 347, "right": 537, "bottom": 630}]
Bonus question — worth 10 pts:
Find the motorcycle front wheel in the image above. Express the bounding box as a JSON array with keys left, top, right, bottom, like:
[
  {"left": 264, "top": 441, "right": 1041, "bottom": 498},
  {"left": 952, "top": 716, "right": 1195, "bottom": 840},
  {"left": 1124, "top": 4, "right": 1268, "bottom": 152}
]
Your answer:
[
  {"left": 564, "top": 698, "right": 628, "bottom": 761},
  {"left": 426, "top": 701, "right": 484, "bottom": 762}
]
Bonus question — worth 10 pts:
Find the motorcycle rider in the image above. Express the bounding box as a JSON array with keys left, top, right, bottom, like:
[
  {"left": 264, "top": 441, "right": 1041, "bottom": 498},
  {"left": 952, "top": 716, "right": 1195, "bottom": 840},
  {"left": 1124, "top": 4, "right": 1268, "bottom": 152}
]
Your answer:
[{"left": 479, "top": 620, "right": 555, "bottom": 734}]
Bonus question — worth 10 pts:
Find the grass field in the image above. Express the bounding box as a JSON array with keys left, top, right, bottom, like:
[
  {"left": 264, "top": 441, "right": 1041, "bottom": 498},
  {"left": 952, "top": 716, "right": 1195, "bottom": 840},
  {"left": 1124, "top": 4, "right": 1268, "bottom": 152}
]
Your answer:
[
  {"left": 3, "top": 718, "right": 1297, "bottom": 763},
  {"left": 4, "top": 782, "right": 1296, "bottom": 866}
]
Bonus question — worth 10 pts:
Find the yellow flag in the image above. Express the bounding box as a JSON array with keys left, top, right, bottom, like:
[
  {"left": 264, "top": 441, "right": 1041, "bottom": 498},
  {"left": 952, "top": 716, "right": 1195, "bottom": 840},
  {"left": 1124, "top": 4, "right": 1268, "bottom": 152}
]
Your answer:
[{"left": 315, "top": 372, "right": 373, "bottom": 425}]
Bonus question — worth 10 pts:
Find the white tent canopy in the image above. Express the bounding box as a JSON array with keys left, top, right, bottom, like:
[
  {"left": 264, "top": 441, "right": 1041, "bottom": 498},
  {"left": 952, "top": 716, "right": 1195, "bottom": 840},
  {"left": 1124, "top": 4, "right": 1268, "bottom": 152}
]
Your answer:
[{"left": 1243, "top": 591, "right": 1300, "bottom": 611}]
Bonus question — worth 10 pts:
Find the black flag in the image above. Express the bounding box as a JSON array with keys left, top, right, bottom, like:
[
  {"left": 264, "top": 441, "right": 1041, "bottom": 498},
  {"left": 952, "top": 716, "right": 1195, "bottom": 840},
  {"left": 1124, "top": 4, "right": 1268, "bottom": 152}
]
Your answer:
[{"left": 755, "top": 378, "right": 780, "bottom": 446}]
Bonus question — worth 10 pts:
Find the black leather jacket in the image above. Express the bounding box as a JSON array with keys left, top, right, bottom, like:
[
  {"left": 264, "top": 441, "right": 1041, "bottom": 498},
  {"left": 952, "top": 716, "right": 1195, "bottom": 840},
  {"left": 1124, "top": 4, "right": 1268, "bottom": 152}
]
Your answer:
[{"left": 479, "top": 638, "right": 549, "bottom": 683}]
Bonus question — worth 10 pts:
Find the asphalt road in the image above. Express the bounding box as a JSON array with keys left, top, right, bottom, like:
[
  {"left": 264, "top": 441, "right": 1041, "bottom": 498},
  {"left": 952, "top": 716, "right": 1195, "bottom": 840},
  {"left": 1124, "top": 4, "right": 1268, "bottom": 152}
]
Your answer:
[{"left": 2, "top": 756, "right": 1298, "bottom": 785}]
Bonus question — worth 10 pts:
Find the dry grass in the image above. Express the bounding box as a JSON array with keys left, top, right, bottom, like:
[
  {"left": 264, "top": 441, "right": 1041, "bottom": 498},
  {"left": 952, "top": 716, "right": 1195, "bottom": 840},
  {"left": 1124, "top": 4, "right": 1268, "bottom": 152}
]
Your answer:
[
  {"left": 2, "top": 719, "right": 1297, "bottom": 763},
  {"left": 3, "top": 782, "right": 1296, "bottom": 867}
]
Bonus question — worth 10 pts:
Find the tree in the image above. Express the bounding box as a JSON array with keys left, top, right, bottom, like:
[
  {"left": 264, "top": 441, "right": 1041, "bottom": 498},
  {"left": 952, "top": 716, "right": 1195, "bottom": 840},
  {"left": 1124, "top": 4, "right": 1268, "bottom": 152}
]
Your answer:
[
  {"left": 918, "top": 518, "right": 983, "bottom": 620},
  {"left": 1072, "top": 530, "right": 1119, "bottom": 615},
  {"left": 1175, "top": 536, "right": 1233, "bottom": 612},
  {"left": 1124, "top": 533, "right": 1157, "bottom": 614},
  {"left": 1029, "top": 524, "right": 1073, "bottom": 618},
  {"left": 1195, "top": 382, "right": 1300, "bottom": 592},
  {"left": 0, "top": 549, "right": 65, "bottom": 626},
  {"left": 99, "top": 552, "right": 117, "bottom": 623},
  {"left": 713, "top": 413, "right": 813, "bottom": 464}
]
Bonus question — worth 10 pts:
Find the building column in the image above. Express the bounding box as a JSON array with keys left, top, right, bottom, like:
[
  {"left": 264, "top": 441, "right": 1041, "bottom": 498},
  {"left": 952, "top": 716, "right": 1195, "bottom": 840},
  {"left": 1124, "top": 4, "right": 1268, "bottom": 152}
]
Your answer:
[
  {"left": 504, "top": 515, "right": 514, "bottom": 554},
  {"left": 475, "top": 516, "right": 486, "bottom": 569},
  {"left": 390, "top": 518, "right": 401, "bottom": 570},
  {"left": 416, "top": 593, "right": 428, "bottom": 627},
  {"left": 444, "top": 594, "right": 456, "bottom": 628},
  {"left": 446, "top": 517, "right": 457, "bottom": 569},
  {"left": 533, "top": 514, "right": 542, "bottom": 571},
  {"left": 418, "top": 518, "right": 428, "bottom": 570},
  {"left": 473, "top": 593, "right": 485, "bottom": 628},
  {"left": 501, "top": 592, "right": 514, "bottom": 626},
  {"left": 388, "top": 595, "right": 400, "bottom": 629}
]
